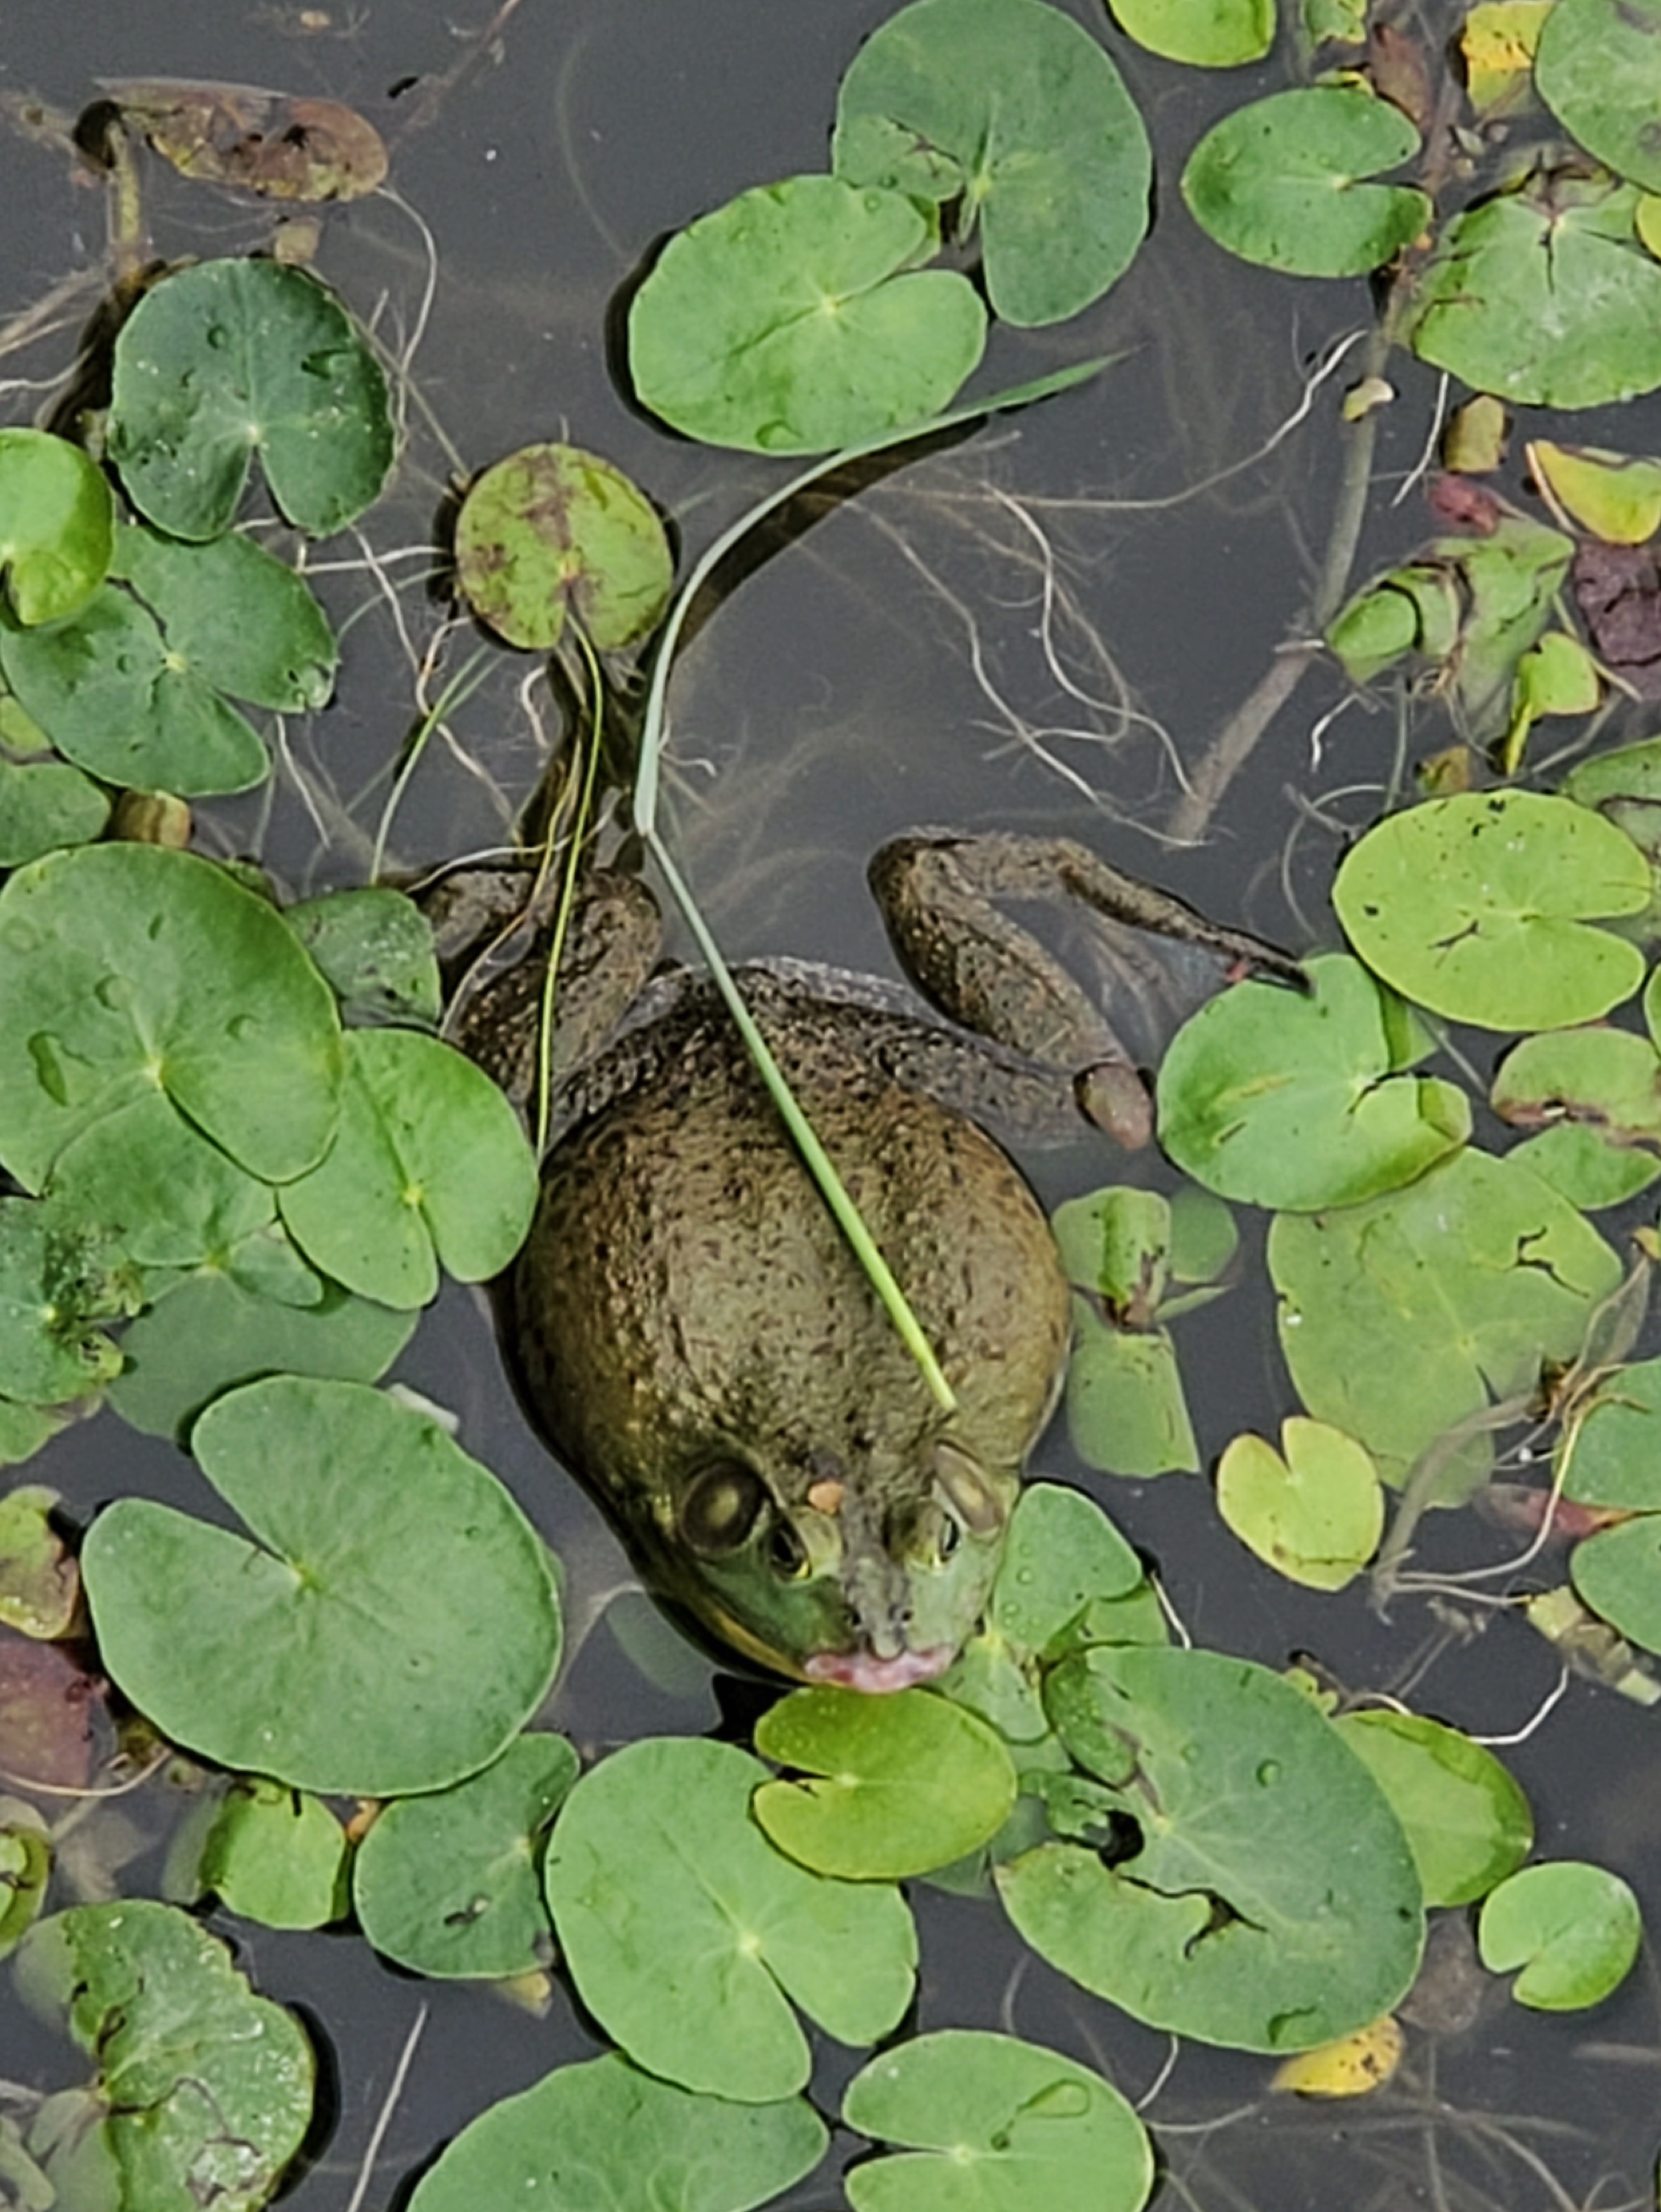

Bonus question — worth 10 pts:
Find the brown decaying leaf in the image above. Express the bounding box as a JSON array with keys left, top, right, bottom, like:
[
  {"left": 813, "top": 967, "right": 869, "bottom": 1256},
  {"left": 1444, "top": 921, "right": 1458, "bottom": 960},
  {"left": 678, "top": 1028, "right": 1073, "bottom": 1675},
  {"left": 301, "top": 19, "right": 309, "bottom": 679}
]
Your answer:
[
  {"left": 103, "top": 78, "right": 387, "bottom": 201},
  {"left": 1574, "top": 542, "right": 1661, "bottom": 699},
  {"left": 0, "top": 1633, "right": 95, "bottom": 1790}
]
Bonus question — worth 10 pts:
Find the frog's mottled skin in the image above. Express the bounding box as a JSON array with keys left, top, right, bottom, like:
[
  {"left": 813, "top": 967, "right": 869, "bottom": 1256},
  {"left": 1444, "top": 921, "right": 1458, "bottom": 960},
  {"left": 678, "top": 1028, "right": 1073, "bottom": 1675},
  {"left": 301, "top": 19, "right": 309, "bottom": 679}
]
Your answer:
[{"left": 456, "top": 831, "right": 1299, "bottom": 1690}]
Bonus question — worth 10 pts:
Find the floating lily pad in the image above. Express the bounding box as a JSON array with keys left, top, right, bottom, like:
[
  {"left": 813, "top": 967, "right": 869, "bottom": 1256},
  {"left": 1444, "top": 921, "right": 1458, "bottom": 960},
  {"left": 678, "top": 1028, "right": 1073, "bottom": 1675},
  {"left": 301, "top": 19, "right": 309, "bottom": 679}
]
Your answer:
[
  {"left": 1334, "top": 1710, "right": 1534, "bottom": 1908},
  {"left": 406, "top": 2054, "right": 827, "bottom": 2212},
  {"left": 0, "top": 584, "right": 272, "bottom": 796},
  {"left": 0, "top": 760, "right": 110, "bottom": 866},
  {"left": 833, "top": 0, "right": 1151, "bottom": 325},
  {"left": 1271, "top": 2015, "right": 1405, "bottom": 2098},
  {"left": 753, "top": 1687, "right": 1016, "bottom": 1880},
  {"left": 455, "top": 444, "right": 673, "bottom": 652},
  {"left": 283, "top": 886, "right": 440, "bottom": 1027},
  {"left": 108, "top": 258, "right": 395, "bottom": 539},
  {"left": 1477, "top": 1861, "right": 1642, "bottom": 2009},
  {"left": 107, "top": 1269, "right": 415, "bottom": 1442},
  {"left": 278, "top": 1028, "right": 537, "bottom": 1307},
  {"left": 1528, "top": 441, "right": 1661, "bottom": 544},
  {"left": 47, "top": 1091, "right": 285, "bottom": 1279},
  {"left": 1507, "top": 1122, "right": 1661, "bottom": 1210},
  {"left": 998, "top": 1646, "right": 1423, "bottom": 2051},
  {"left": 1064, "top": 1308, "right": 1199, "bottom": 1477},
  {"left": 112, "top": 523, "right": 337, "bottom": 711},
  {"left": 0, "top": 1811, "right": 48, "bottom": 1958},
  {"left": 0, "top": 430, "right": 113, "bottom": 626},
  {"left": 1460, "top": 0, "right": 1551, "bottom": 115},
  {"left": 988, "top": 1484, "right": 1145, "bottom": 1654},
  {"left": 1560, "top": 1356, "right": 1661, "bottom": 1509},
  {"left": 1217, "top": 1418, "right": 1383, "bottom": 1591},
  {"left": 354, "top": 1732, "right": 578, "bottom": 1978},
  {"left": 0, "top": 843, "right": 344, "bottom": 1191},
  {"left": 1491, "top": 1027, "right": 1661, "bottom": 1170},
  {"left": 1157, "top": 952, "right": 1470, "bottom": 1210},
  {"left": 14, "top": 1899, "right": 313, "bottom": 2212},
  {"left": 1409, "top": 172, "right": 1661, "bottom": 408},
  {"left": 0, "top": 1486, "right": 76, "bottom": 1638},
  {"left": 1570, "top": 1513, "right": 1661, "bottom": 1652},
  {"left": 0, "top": 1198, "right": 136, "bottom": 1405},
  {"left": 83, "top": 1376, "right": 562, "bottom": 1794},
  {"left": 196, "top": 1779, "right": 350, "bottom": 1930},
  {"left": 1332, "top": 792, "right": 1649, "bottom": 1031},
  {"left": 1110, "top": 0, "right": 1271, "bottom": 64},
  {"left": 0, "top": 1636, "right": 96, "bottom": 1789},
  {"left": 629, "top": 176, "right": 985, "bottom": 453},
  {"left": 1270, "top": 1147, "right": 1622, "bottom": 1487},
  {"left": 1181, "top": 87, "right": 1430, "bottom": 278},
  {"left": 841, "top": 2031, "right": 1154, "bottom": 2212},
  {"left": 1536, "top": 0, "right": 1661, "bottom": 193},
  {"left": 544, "top": 1735, "right": 916, "bottom": 2101}
]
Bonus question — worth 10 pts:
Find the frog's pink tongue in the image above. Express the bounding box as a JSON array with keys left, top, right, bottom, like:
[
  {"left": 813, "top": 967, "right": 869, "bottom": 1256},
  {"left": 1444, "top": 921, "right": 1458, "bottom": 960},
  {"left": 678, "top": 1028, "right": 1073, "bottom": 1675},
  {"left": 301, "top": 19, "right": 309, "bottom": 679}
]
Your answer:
[{"left": 804, "top": 1645, "right": 955, "bottom": 1694}]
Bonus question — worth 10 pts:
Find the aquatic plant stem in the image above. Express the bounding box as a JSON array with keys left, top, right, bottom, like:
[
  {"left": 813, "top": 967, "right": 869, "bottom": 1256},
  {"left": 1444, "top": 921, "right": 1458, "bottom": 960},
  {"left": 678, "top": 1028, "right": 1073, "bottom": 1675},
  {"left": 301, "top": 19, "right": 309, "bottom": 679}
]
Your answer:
[
  {"left": 643, "top": 831, "right": 959, "bottom": 1416},
  {"left": 370, "top": 646, "right": 493, "bottom": 881}
]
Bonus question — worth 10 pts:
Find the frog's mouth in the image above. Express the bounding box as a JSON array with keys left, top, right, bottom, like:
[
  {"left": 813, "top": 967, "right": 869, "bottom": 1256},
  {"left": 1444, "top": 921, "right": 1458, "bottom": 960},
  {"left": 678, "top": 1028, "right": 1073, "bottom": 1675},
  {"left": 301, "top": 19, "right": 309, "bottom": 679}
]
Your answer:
[{"left": 803, "top": 1644, "right": 956, "bottom": 1693}]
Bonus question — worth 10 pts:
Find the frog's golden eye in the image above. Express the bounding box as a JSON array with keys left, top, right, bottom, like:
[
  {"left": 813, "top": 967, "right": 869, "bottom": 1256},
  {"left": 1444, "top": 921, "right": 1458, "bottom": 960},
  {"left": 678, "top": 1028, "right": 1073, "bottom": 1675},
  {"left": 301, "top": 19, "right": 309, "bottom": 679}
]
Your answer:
[
  {"left": 679, "top": 1461, "right": 767, "bottom": 1558},
  {"left": 765, "top": 1514, "right": 811, "bottom": 1581}
]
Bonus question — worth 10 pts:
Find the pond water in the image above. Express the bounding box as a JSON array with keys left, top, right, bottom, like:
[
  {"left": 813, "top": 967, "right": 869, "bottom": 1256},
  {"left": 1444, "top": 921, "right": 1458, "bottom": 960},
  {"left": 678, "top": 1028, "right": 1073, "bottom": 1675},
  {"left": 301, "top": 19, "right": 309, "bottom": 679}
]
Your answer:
[{"left": 2, "top": 1, "right": 1661, "bottom": 2207}]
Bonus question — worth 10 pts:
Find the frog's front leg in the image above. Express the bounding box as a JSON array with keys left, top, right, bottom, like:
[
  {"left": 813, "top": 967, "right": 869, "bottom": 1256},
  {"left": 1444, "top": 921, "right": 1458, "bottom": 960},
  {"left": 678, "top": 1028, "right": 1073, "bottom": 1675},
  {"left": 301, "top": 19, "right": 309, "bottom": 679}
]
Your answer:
[{"left": 868, "top": 829, "right": 1304, "bottom": 1142}]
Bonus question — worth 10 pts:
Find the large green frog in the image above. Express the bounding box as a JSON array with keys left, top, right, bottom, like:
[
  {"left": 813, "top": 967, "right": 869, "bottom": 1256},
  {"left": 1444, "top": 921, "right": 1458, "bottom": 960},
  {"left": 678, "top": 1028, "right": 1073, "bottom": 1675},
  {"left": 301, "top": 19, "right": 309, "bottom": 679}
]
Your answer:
[{"left": 445, "top": 831, "right": 1298, "bottom": 1692}]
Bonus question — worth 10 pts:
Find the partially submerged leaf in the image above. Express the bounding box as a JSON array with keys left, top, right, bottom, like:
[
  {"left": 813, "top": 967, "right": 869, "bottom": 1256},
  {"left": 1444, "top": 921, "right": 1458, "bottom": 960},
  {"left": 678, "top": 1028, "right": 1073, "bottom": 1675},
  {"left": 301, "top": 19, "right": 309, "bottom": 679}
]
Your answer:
[
  {"left": 1571, "top": 540, "right": 1661, "bottom": 698},
  {"left": 629, "top": 176, "right": 985, "bottom": 453},
  {"left": 195, "top": 1779, "right": 350, "bottom": 1930},
  {"left": 1181, "top": 87, "right": 1430, "bottom": 278},
  {"left": 1460, "top": 1, "right": 1551, "bottom": 116},
  {"left": 0, "top": 1487, "right": 76, "bottom": 1638},
  {"left": 833, "top": 0, "right": 1151, "bottom": 325},
  {"left": 83, "top": 1376, "right": 562, "bottom": 1794},
  {"left": 284, "top": 887, "right": 441, "bottom": 1026},
  {"left": 1560, "top": 1355, "right": 1661, "bottom": 1509},
  {"left": 109, "top": 257, "right": 395, "bottom": 539},
  {"left": 1334, "top": 1710, "right": 1533, "bottom": 1907},
  {"left": 0, "top": 1635, "right": 96, "bottom": 1790},
  {"left": 1570, "top": 1513, "right": 1661, "bottom": 1652},
  {"left": 0, "top": 760, "right": 110, "bottom": 867},
  {"left": 1528, "top": 441, "right": 1661, "bottom": 544},
  {"left": 109, "top": 78, "right": 388, "bottom": 200},
  {"left": 0, "top": 430, "right": 113, "bottom": 626},
  {"left": 455, "top": 443, "right": 673, "bottom": 652},
  {"left": 1272, "top": 2015, "right": 1403, "bottom": 2097},
  {"left": 1110, "top": 0, "right": 1271, "bottom": 65}
]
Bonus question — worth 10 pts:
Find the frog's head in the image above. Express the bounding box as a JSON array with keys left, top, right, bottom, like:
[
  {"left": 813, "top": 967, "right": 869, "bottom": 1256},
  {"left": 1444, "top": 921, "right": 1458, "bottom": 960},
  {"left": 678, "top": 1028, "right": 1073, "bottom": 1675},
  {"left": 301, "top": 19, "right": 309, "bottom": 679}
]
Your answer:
[{"left": 649, "top": 1435, "right": 1018, "bottom": 1691}]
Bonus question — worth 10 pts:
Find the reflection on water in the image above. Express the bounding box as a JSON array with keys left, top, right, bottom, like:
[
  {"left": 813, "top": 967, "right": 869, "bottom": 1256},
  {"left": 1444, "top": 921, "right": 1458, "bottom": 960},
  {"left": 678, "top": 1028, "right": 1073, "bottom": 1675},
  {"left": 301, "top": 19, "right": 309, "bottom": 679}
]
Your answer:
[{"left": 2, "top": 0, "right": 1660, "bottom": 2205}]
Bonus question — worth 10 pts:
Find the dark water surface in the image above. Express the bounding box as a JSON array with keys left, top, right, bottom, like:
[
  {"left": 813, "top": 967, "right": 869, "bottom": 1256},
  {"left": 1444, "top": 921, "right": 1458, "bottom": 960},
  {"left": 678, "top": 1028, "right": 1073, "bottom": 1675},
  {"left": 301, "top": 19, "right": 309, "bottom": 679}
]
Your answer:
[{"left": 3, "top": 2, "right": 1660, "bottom": 2206}]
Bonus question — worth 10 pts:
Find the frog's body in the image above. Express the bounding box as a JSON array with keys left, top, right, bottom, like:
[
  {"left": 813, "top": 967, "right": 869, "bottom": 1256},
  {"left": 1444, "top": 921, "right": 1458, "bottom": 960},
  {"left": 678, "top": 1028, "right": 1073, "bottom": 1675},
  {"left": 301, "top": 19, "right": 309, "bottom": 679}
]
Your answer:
[{"left": 451, "top": 831, "right": 1299, "bottom": 1690}]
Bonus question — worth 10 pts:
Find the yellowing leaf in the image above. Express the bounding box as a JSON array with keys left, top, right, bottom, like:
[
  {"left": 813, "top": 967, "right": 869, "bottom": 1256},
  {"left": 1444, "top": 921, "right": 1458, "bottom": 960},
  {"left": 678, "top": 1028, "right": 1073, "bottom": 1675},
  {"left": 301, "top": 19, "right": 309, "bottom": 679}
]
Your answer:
[
  {"left": 1460, "top": 1, "right": 1552, "bottom": 115},
  {"left": 1443, "top": 393, "right": 1507, "bottom": 474},
  {"left": 1528, "top": 440, "right": 1661, "bottom": 544},
  {"left": 1638, "top": 192, "right": 1661, "bottom": 261},
  {"left": 1273, "top": 2014, "right": 1404, "bottom": 2096},
  {"left": 1215, "top": 1417, "right": 1383, "bottom": 1591},
  {"left": 1502, "top": 630, "right": 1602, "bottom": 773}
]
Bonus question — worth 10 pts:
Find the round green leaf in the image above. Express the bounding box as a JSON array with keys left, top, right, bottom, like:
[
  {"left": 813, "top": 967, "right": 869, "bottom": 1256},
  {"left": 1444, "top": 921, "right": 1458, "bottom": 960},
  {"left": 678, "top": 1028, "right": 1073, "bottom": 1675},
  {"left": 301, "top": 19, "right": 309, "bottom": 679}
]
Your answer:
[
  {"left": 1111, "top": 0, "right": 1272, "bottom": 64},
  {"left": 0, "top": 759, "right": 110, "bottom": 866},
  {"left": 1537, "top": 0, "right": 1661, "bottom": 193},
  {"left": 0, "top": 583, "right": 272, "bottom": 796},
  {"left": 1562, "top": 1357, "right": 1661, "bottom": 1509},
  {"left": 112, "top": 523, "right": 337, "bottom": 710},
  {"left": 1180, "top": 87, "right": 1431, "bottom": 278},
  {"left": 1571, "top": 1514, "right": 1661, "bottom": 1653},
  {"left": 999, "top": 1646, "right": 1424, "bottom": 2051},
  {"left": 1332, "top": 792, "right": 1649, "bottom": 1030},
  {"left": 753, "top": 1686, "right": 1017, "bottom": 1880},
  {"left": 106, "top": 1269, "right": 415, "bottom": 1443},
  {"left": 832, "top": 0, "right": 1151, "bottom": 326},
  {"left": 1409, "top": 173, "right": 1661, "bottom": 408},
  {"left": 354, "top": 1732, "right": 578, "bottom": 1978},
  {"left": 628, "top": 175, "right": 986, "bottom": 454},
  {"left": 82, "top": 1376, "right": 562, "bottom": 1794},
  {"left": 842, "top": 2031, "right": 1154, "bottom": 2212},
  {"left": 543, "top": 1735, "right": 917, "bottom": 2101},
  {"left": 14, "top": 1899, "right": 313, "bottom": 2212},
  {"left": 1492, "top": 1027, "right": 1661, "bottom": 1162},
  {"left": 455, "top": 444, "right": 673, "bottom": 652},
  {"left": 407, "top": 2054, "right": 827, "bottom": 2212},
  {"left": 987, "top": 1482, "right": 1144, "bottom": 1656},
  {"left": 278, "top": 1028, "right": 538, "bottom": 1308},
  {"left": 284, "top": 887, "right": 441, "bottom": 1027},
  {"left": 108, "top": 258, "right": 395, "bottom": 539},
  {"left": 1270, "top": 1148, "right": 1623, "bottom": 1488},
  {"left": 1335, "top": 1710, "right": 1534, "bottom": 1908},
  {"left": 1157, "top": 951, "right": 1471, "bottom": 1209},
  {"left": 1477, "top": 1861, "right": 1642, "bottom": 2009},
  {"left": 1216, "top": 1418, "right": 1384, "bottom": 1591},
  {"left": 0, "top": 843, "right": 344, "bottom": 1191},
  {"left": 198, "top": 1779, "right": 349, "bottom": 1930},
  {"left": 48, "top": 1092, "right": 279, "bottom": 1273},
  {"left": 0, "top": 431, "right": 113, "bottom": 626}
]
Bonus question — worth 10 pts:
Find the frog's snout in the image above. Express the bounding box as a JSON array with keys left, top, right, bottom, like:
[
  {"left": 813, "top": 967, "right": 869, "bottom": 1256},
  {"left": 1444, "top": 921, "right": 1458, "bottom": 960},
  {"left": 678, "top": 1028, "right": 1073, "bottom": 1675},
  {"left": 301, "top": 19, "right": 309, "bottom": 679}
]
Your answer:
[{"left": 802, "top": 1644, "right": 956, "bottom": 1693}]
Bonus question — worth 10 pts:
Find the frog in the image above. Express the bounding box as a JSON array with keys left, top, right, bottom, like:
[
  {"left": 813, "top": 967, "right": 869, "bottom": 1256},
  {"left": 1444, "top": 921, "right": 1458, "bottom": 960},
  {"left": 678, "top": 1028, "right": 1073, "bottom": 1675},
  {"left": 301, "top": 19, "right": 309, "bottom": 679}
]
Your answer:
[{"left": 443, "top": 829, "right": 1301, "bottom": 1693}]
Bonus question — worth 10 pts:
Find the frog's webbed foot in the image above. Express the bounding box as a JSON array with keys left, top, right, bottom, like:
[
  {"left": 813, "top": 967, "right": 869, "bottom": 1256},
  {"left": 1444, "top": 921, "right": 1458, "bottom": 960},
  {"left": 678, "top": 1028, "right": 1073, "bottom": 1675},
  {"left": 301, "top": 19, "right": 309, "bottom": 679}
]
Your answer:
[{"left": 868, "top": 830, "right": 1305, "bottom": 1141}]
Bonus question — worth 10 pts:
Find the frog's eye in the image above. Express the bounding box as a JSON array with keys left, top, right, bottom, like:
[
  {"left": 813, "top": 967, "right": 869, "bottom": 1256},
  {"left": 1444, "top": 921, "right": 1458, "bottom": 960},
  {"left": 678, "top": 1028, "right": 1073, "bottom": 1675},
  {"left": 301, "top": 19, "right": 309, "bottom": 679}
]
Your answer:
[
  {"left": 679, "top": 1461, "right": 767, "bottom": 1558},
  {"left": 936, "top": 1515, "right": 961, "bottom": 1562},
  {"left": 765, "top": 1514, "right": 811, "bottom": 1581}
]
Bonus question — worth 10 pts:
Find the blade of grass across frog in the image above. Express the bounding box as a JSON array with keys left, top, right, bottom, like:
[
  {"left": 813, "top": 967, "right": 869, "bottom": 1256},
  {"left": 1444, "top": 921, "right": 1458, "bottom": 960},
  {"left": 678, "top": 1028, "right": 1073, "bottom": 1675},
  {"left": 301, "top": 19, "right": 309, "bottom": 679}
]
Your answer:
[
  {"left": 632, "top": 358, "right": 1110, "bottom": 1417},
  {"left": 533, "top": 630, "right": 609, "bottom": 1157}
]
